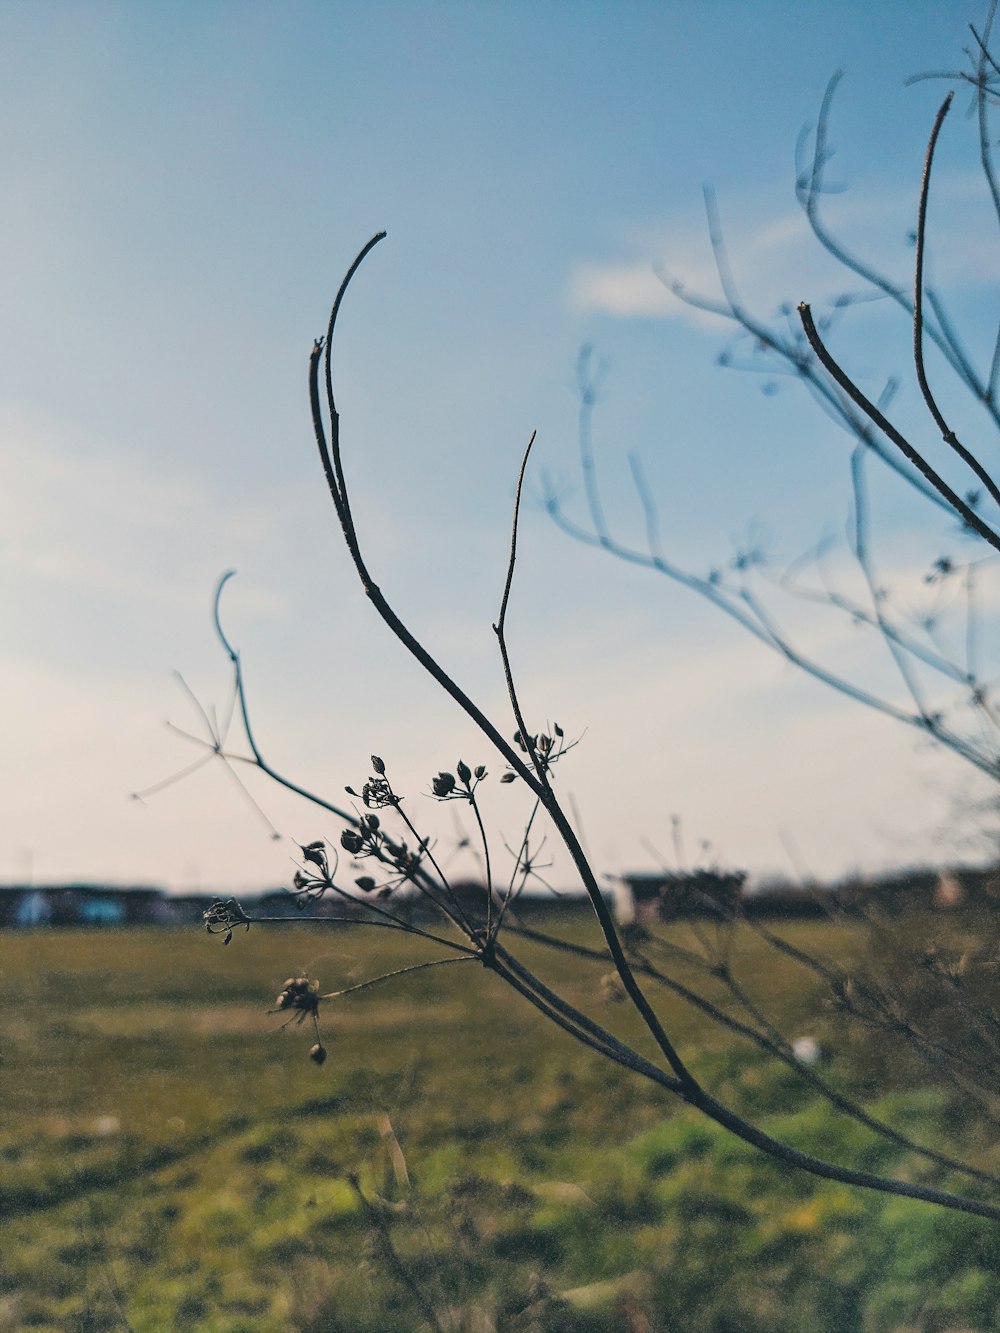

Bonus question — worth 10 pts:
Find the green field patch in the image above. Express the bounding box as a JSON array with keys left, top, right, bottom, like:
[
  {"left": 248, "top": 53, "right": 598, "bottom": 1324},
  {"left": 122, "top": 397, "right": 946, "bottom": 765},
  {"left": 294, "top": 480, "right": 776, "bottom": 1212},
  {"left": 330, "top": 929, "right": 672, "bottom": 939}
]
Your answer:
[{"left": 2, "top": 922, "right": 999, "bottom": 1330}]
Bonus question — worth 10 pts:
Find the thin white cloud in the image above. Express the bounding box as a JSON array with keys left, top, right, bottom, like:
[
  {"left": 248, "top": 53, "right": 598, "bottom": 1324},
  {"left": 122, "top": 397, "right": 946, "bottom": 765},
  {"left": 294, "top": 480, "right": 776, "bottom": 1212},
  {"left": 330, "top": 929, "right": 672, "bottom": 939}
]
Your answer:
[
  {"left": 569, "top": 262, "right": 681, "bottom": 321},
  {"left": 569, "top": 170, "right": 998, "bottom": 326}
]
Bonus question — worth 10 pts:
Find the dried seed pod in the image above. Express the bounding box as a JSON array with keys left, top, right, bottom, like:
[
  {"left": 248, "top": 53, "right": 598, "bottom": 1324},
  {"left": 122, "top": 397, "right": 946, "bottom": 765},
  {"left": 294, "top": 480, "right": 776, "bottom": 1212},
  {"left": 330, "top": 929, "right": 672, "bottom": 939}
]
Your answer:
[
  {"left": 274, "top": 976, "right": 320, "bottom": 1017},
  {"left": 300, "top": 841, "right": 327, "bottom": 869},
  {"left": 341, "top": 828, "right": 364, "bottom": 854}
]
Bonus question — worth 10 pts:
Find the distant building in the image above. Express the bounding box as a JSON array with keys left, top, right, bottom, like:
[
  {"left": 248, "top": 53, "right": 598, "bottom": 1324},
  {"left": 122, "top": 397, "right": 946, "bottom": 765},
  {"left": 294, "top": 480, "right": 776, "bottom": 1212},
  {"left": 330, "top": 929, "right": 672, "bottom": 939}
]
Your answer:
[
  {"left": 3, "top": 862, "right": 998, "bottom": 930},
  {"left": 834, "top": 865, "right": 1000, "bottom": 915},
  {"left": 0, "top": 883, "right": 167, "bottom": 928},
  {"left": 402, "top": 879, "right": 610, "bottom": 929}
]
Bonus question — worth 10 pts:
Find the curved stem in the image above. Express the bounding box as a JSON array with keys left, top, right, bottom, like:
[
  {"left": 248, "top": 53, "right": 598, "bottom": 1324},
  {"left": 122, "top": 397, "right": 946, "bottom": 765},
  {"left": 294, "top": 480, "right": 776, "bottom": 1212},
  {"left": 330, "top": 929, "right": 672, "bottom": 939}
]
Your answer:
[
  {"left": 913, "top": 94, "right": 1000, "bottom": 509},
  {"left": 212, "top": 571, "right": 359, "bottom": 824},
  {"left": 467, "top": 792, "right": 495, "bottom": 931},
  {"left": 299, "top": 234, "right": 1000, "bottom": 1223},
  {"left": 800, "top": 71, "right": 999, "bottom": 427},
  {"left": 314, "top": 238, "right": 699, "bottom": 1088}
]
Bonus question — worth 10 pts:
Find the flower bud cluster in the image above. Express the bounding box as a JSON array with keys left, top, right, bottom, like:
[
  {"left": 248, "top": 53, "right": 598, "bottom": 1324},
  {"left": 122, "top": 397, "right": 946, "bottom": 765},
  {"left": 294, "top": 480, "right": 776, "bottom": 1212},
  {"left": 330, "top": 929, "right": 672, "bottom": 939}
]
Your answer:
[
  {"left": 430, "top": 760, "right": 487, "bottom": 801},
  {"left": 272, "top": 975, "right": 320, "bottom": 1022},
  {"left": 345, "top": 758, "right": 400, "bottom": 812},
  {"left": 340, "top": 813, "right": 384, "bottom": 859},
  {"left": 340, "top": 762, "right": 433, "bottom": 898}
]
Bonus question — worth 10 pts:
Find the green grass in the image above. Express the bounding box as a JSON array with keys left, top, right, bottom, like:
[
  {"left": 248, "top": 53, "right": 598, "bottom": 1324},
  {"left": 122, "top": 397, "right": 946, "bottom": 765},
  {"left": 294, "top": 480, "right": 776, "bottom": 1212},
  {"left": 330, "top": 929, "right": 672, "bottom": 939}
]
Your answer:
[{"left": 1, "top": 917, "right": 999, "bottom": 1331}]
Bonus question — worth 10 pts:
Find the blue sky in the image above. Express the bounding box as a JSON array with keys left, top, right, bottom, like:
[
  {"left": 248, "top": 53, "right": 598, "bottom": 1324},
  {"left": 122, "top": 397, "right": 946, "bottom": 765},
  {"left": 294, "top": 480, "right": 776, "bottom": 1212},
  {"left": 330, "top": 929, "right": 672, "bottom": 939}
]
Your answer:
[{"left": 3, "top": 1, "right": 999, "bottom": 893}]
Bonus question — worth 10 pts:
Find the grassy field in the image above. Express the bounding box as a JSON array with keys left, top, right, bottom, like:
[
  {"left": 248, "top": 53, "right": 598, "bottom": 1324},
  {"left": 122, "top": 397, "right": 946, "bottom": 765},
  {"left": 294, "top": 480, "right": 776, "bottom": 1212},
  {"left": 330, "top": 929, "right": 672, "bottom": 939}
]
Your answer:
[{"left": 2, "top": 914, "right": 1000, "bottom": 1331}]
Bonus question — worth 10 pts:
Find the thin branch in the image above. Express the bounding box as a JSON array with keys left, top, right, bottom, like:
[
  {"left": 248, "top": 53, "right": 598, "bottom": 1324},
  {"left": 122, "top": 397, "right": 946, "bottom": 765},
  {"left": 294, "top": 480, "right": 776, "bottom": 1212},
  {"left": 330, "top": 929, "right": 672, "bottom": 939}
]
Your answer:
[
  {"left": 468, "top": 792, "right": 494, "bottom": 932},
  {"left": 494, "top": 930, "right": 1000, "bottom": 1217},
  {"left": 382, "top": 777, "right": 476, "bottom": 937},
  {"left": 313, "top": 239, "right": 701, "bottom": 1090},
  {"left": 308, "top": 260, "right": 543, "bottom": 798},
  {"left": 797, "top": 303, "right": 1000, "bottom": 553},
  {"left": 494, "top": 430, "right": 547, "bottom": 790},
  {"left": 504, "top": 922, "right": 998, "bottom": 1188},
  {"left": 967, "top": 561, "right": 980, "bottom": 683},
  {"left": 251, "top": 912, "right": 474, "bottom": 955},
  {"left": 924, "top": 287, "right": 991, "bottom": 411},
  {"left": 685, "top": 1081, "right": 1000, "bottom": 1221},
  {"left": 664, "top": 256, "right": 954, "bottom": 510},
  {"left": 974, "top": 3, "right": 1000, "bottom": 228},
  {"left": 800, "top": 70, "right": 999, "bottom": 425},
  {"left": 849, "top": 445, "right": 931, "bottom": 721},
  {"left": 494, "top": 941, "right": 673, "bottom": 1077},
  {"left": 548, "top": 477, "right": 1000, "bottom": 782},
  {"left": 212, "top": 572, "right": 358, "bottom": 825},
  {"left": 489, "top": 954, "right": 682, "bottom": 1088},
  {"left": 490, "top": 429, "right": 700, "bottom": 1085},
  {"left": 319, "top": 955, "right": 476, "bottom": 1002},
  {"left": 131, "top": 751, "right": 216, "bottom": 801},
  {"left": 913, "top": 93, "right": 1000, "bottom": 509},
  {"left": 493, "top": 794, "right": 544, "bottom": 934},
  {"left": 577, "top": 346, "right": 612, "bottom": 544},
  {"left": 346, "top": 1175, "right": 447, "bottom": 1332}
]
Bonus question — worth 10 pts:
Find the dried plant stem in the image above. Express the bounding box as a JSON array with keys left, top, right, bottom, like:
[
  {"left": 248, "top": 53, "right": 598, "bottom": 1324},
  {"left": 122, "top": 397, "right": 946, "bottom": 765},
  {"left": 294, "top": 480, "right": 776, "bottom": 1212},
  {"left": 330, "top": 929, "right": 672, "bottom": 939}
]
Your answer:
[
  {"left": 505, "top": 922, "right": 999, "bottom": 1188},
  {"left": 320, "top": 956, "right": 476, "bottom": 1002},
  {"left": 798, "top": 302, "right": 1000, "bottom": 553},
  {"left": 295, "top": 232, "right": 1000, "bottom": 1222}
]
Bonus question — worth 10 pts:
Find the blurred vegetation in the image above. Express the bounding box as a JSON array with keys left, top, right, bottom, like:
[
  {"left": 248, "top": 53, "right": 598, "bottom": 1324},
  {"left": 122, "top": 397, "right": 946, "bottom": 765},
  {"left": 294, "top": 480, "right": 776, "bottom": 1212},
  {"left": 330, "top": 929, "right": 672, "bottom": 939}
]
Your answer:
[{"left": 2, "top": 916, "right": 1000, "bottom": 1331}]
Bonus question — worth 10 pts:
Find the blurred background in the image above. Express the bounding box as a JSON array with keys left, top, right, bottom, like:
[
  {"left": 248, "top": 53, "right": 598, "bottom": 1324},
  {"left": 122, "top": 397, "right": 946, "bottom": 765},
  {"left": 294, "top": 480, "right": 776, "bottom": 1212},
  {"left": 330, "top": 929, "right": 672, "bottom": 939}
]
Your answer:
[{"left": 2, "top": 0, "right": 997, "bottom": 894}]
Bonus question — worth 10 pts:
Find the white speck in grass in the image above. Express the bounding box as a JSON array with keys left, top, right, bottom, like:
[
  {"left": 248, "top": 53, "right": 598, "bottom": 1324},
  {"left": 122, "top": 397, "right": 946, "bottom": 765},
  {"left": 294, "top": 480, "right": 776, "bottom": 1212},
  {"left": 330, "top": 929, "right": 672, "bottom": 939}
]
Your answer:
[{"left": 791, "top": 1037, "right": 821, "bottom": 1066}]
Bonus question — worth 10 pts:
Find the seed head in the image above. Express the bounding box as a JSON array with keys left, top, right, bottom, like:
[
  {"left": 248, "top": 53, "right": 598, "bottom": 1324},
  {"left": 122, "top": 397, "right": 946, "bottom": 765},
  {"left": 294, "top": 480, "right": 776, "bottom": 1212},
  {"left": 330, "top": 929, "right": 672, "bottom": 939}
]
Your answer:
[
  {"left": 273, "top": 976, "right": 320, "bottom": 1021},
  {"left": 203, "top": 897, "right": 251, "bottom": 945},
  {"left": 341, "top": 828, "right": 365, "bottom": 855},
  {"left": 299, "top": 841, "right": 329, "bottom": 873},
  {"left": 362, "top": 777, "right": 395, "bottom": 809}
]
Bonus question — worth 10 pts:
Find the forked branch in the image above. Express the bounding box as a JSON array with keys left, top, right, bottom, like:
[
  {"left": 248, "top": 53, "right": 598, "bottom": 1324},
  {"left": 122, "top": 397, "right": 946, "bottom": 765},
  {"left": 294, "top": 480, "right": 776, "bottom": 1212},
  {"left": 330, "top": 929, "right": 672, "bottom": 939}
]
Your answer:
[{"left": 289, "top": 231, "right": 1000, "bottom": 1221}]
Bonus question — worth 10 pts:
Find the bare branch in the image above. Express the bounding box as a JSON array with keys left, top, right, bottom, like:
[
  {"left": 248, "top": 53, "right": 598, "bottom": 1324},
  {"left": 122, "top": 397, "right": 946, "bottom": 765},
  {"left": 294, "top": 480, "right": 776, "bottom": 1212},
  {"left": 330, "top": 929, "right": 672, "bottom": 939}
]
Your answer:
[
  {"left": 798, "top": 302, "right": 1000, "bottom": 552},
  {"left": 913, "top": 93, "right": 1000, "bottom": 509}
]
